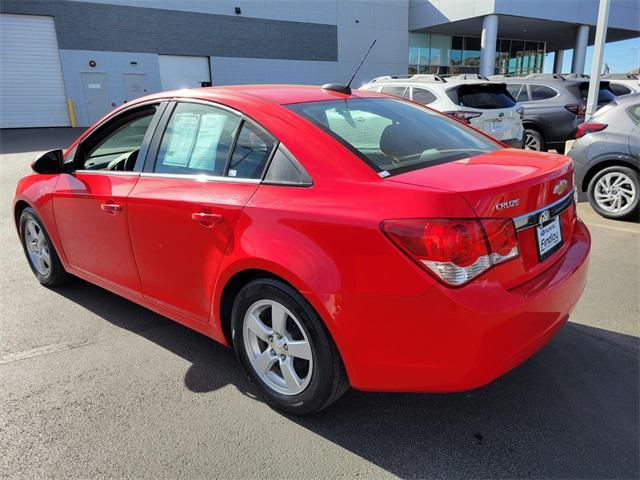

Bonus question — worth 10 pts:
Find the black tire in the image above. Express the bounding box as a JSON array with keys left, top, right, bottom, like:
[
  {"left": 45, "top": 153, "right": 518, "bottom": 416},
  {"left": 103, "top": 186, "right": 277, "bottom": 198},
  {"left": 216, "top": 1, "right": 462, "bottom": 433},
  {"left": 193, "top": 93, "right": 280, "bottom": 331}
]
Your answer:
[
  {"left": 524, "top": 128, "right": 546, "bottom": 152},
  {"left": 231, "top": 278, "right": 348, "bottom": 415},
  {"left": 587, "top": 166, "right": 640, "bottom": 221},
  {"left": 19, "top": 207, "right": 70, "bottom": 287}
]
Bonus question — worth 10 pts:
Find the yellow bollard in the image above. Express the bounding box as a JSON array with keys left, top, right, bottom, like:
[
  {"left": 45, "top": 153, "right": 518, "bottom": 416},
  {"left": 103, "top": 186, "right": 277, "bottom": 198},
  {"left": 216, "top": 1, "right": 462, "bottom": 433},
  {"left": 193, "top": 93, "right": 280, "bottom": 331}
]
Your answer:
[{"left": 66, "top": 98, "right": 77, "bottom": 127}]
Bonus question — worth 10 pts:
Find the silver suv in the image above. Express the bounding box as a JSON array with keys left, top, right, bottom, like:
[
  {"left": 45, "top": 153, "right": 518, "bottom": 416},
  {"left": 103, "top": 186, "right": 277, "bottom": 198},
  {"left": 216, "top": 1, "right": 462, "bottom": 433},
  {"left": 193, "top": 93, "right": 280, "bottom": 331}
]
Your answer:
[
  {"left": 360, "top": 74, "right": 524, "bottom": 148},
  {"left": 491, "top": 73, "right": 616, "bottom": 153}
]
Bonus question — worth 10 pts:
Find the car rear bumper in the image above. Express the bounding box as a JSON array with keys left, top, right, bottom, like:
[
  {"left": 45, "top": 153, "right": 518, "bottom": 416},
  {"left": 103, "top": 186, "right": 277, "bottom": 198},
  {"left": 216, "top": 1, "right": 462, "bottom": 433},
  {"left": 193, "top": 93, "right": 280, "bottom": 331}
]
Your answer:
[
  {"left": 318, "top": 218, "right": 591, "bottom": 392},
  {"left": 503, "top": 135, "right": 525, "bottom": 149}
]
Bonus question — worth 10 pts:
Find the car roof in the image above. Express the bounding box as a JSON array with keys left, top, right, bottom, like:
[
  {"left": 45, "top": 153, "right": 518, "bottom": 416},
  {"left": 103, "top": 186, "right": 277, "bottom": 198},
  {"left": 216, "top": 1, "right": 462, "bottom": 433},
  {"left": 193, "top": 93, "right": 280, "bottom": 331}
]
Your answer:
[{"left": 132, "top": 84, "right": 380, "bottom": 108}]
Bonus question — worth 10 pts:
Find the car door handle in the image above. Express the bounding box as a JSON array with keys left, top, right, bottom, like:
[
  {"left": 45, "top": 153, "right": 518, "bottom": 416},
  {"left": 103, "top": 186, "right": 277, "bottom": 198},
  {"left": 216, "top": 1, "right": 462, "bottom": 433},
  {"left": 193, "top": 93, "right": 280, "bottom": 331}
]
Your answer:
[
  {"left": 191, "top": 212, "right": 223, "bottom": 227},
  {"left": 100, "top": 202, "right": 122, "bottom": 214}
]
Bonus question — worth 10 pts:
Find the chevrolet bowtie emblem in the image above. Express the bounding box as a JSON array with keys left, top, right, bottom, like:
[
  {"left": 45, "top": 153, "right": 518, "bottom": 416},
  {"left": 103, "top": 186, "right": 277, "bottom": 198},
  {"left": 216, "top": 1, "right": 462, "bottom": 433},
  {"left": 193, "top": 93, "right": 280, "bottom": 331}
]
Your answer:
[{"left": 553, "top": 179, "right": 568, "bottom": 196}]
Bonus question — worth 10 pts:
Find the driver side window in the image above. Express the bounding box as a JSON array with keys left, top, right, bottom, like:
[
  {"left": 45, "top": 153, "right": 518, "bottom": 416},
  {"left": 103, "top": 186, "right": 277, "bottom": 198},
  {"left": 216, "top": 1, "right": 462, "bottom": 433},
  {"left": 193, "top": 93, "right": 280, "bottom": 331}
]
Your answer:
[{"left": 80, "top": 105, "right": 158, "bottom": 171}]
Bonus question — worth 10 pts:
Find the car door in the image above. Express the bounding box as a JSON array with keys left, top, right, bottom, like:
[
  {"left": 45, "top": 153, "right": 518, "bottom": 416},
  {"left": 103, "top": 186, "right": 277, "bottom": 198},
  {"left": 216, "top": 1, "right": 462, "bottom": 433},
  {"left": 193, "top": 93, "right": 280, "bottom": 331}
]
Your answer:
[
  {"left": 628, "top": 104, "right": 640, "bottom": 159},
  {"left": 127, "top": 101, "right": 276, "bottom": 323},
  {"left": 53, "top": 102, "right": 164, "bottom": 295}
]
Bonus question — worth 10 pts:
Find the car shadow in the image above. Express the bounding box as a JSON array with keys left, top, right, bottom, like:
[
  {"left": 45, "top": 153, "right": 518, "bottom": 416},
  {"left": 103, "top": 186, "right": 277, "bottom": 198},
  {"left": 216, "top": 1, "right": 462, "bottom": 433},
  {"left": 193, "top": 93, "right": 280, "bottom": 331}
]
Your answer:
[{"left": 52, "top": 278, "right": 639, "bottom": 479}]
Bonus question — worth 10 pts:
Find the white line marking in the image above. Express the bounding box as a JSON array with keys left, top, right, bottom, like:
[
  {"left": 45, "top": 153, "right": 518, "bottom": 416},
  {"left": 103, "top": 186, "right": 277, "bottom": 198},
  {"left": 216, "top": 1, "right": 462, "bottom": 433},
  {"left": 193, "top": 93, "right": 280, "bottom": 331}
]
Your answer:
[
  {"left": 585, "top": 222, "right": 640, "bottom": 234},
  {"left": 0, "top": 339, "right": 93, "bottom": 365}
]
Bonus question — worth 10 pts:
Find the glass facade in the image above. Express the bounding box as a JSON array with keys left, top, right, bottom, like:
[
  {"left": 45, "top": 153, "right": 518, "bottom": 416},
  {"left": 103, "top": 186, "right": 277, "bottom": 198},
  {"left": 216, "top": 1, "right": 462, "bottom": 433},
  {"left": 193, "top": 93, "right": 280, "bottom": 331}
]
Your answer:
[{"left": 409, "top": 33, "right": 546, "bottom": 76}]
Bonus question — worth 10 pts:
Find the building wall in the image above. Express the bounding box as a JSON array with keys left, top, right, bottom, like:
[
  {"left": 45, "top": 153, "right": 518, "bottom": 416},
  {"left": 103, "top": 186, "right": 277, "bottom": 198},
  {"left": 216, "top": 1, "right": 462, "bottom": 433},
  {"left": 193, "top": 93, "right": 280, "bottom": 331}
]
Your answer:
[
  {"left": 59, "top": 50, "right": 162, "bottom": 127},
  {"left": 0, "top": 0, "right": 409, "bottom": 126}
]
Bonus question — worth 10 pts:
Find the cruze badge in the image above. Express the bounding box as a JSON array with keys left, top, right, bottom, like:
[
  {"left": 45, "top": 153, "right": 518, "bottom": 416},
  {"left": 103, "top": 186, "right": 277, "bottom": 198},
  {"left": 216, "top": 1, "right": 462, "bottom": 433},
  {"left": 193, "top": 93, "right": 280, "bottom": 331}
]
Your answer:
[
  {"left": 553, "top": 179, "right": 568, "bottom": 196},
  {"left": 495, "top": 199, "right": 519, "bottom": 210},
  {"left": 539, "top": 209, "right": 551, "bottom": 223}
]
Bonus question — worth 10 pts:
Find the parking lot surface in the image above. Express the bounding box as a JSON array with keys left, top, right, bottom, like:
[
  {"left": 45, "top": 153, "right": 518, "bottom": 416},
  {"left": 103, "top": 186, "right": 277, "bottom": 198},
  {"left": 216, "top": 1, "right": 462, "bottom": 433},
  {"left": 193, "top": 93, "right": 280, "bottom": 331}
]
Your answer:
[{"left": 1, "top": 128, "right": 638, "bottom": 479}]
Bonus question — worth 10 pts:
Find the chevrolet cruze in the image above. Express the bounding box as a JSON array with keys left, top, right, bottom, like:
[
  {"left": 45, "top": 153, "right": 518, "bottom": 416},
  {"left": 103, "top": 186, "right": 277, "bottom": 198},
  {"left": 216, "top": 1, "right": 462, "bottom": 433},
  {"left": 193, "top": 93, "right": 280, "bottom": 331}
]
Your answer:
[{"left": 13, "top": 85, "right": 590, "bottom": 415}]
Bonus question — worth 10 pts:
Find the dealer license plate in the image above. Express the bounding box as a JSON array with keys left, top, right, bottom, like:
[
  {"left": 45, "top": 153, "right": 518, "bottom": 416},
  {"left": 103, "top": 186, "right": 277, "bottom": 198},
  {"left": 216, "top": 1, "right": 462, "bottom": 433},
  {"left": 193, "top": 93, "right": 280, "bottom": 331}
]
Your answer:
[{"left": 536, "top": 215, "right": 562, "bottom": 261}]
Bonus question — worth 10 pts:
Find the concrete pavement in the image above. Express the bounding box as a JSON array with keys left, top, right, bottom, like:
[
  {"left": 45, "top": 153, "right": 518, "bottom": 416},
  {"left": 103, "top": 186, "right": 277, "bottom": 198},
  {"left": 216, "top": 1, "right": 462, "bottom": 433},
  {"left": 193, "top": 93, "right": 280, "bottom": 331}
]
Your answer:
[{"left": 1, "top": 128, "right": 638, "bottom": 479}]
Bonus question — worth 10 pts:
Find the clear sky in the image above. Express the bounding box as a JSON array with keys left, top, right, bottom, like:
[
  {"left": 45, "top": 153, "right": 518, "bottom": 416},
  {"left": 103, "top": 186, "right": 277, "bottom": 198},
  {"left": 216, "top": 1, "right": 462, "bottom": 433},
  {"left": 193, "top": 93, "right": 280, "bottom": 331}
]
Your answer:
[{"left": 544, "top": 37, "right": 640, "bottom": 74}]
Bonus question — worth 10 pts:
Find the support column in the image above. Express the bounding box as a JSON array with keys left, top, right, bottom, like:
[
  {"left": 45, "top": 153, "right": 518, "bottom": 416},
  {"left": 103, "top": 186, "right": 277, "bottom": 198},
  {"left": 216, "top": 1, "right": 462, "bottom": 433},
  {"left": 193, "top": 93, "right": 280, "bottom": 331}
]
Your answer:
[
  {"left": 479, "top": 14, "right": 498, "bottom": 76},
  {"left": 553, "top": 50, "right": 564, "bottom": 74},
  {"left": 571, "top": 25, "right": 589, "bottom": 74}
]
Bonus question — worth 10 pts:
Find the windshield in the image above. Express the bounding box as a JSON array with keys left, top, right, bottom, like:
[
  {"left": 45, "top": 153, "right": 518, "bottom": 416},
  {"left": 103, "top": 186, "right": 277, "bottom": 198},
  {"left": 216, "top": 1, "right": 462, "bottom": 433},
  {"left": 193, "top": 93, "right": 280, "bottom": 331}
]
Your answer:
[{"left": 286, "top": 98, "right": 500, "bottom": 175}]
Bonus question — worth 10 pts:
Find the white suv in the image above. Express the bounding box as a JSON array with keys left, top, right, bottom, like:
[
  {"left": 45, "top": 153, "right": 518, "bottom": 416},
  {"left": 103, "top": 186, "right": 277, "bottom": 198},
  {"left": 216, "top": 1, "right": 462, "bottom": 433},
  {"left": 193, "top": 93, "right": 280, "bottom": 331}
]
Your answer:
[{"left": 361, "top": 74, "right": 524, "bottom": 148}]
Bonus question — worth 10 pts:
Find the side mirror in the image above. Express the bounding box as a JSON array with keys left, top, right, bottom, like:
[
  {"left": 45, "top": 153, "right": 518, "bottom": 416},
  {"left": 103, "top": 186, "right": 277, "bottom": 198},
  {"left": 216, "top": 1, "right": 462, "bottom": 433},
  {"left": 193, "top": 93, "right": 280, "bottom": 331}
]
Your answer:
[{"left": 31, "top": 149, "right": 64, "bottom": 174}]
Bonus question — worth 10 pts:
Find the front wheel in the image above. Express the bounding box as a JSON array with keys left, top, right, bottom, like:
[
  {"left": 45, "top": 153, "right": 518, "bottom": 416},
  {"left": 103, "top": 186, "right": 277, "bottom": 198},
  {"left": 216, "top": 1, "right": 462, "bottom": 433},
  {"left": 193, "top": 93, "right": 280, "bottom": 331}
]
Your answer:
[
  {"left": 19, "top": 207, "right": 70, "bottom": 286},
  {"left": 587, "top": 166, "right": 639, "bottom": 221},
  {"left": 231, "top": 278, "right": 348, "bottom": 415}
]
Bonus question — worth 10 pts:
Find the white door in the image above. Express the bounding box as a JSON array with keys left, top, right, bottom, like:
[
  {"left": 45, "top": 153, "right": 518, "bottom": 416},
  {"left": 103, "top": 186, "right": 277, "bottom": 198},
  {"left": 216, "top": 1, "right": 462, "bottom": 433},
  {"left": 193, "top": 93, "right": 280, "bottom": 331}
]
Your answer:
[
  {"left": 158, "top": 55, "right": 211, "bottom": 90},
  {"left": 123, "top": 73, "right": 147, "bottom": 102},
  {"left": 81, "top": 73, "right": 110, "bottom": 124},
  {"left": 0, "top": 14, "right": 69, "bottom": 128}
]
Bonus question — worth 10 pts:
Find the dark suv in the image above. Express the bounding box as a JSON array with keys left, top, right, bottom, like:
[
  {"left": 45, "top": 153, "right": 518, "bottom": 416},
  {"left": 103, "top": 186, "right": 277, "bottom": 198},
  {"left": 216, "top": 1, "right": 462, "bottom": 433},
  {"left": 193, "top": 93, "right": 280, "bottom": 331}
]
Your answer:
[{"left": 491, "top": 73, "right": 616, "bottom": 153}]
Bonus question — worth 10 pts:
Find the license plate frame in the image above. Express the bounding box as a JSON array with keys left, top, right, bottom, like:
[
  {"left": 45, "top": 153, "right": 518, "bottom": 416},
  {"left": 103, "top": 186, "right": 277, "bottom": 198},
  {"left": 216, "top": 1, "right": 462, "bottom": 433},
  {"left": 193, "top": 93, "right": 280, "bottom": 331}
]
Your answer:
[
  {"left": 490, "top": 120, "right": 505, "bottom": 133},
  {"left": 536, "top": 215, "right": 563, "bottom": 262}
]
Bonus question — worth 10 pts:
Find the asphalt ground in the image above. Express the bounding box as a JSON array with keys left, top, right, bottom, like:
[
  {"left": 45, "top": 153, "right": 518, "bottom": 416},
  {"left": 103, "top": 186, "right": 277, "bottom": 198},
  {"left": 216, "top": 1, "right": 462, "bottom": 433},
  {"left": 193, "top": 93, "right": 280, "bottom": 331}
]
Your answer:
[{"left": 1, "top": 128, "right": 638, "bottom": 479}]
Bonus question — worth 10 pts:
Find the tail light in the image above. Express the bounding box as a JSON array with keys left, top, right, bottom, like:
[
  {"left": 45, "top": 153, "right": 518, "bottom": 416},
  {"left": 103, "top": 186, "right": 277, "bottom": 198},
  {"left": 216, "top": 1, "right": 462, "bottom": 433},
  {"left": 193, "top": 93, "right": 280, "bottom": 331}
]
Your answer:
[
  {"left": 575, "top": 123, "right": 607, "bottom": 139},
  {"left": 381, "top": 218, "right": 519, "bottom": 286},
  {"left": 443, "top": 111, "right": 482, "bottom": 124},
  {"left": 565, "top": 104, "right": 586, "bottom": 116}
]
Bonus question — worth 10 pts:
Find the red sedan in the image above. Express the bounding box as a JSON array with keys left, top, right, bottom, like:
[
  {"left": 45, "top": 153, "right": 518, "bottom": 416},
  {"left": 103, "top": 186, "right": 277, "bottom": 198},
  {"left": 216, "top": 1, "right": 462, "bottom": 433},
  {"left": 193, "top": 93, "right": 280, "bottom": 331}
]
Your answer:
[{"left": 13, "top": 85, "right": 590, "bottom": 415}]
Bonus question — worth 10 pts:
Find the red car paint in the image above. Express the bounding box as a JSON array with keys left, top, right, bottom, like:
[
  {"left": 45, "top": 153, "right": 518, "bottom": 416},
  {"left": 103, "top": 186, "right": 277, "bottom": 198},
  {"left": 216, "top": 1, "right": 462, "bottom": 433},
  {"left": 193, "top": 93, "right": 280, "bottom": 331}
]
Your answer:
[{"left": 13, "top": 85, "right": 590, "bottom": 392}]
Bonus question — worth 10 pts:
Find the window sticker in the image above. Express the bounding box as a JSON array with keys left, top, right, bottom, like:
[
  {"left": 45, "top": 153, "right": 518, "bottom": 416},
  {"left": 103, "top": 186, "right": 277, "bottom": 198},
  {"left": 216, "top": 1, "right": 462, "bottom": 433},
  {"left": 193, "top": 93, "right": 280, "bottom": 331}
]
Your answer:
[{"left": 162, "top": 113, "right": 199, "bottom": 167}]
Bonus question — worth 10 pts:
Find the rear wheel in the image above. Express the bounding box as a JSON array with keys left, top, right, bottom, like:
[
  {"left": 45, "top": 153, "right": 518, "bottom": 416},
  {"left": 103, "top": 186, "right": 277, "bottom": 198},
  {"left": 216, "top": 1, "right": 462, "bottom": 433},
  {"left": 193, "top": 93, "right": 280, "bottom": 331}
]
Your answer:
[
  {"left": 523, "top": 128, "right": 546, "bottom": 151},
  {"left": 587, "top": 166, "right": 639, "bottom": 221},
  {"left": 231, "top": 278, "right": 348, "bottom": 415},
  {"left": 19, "top": 207, "right": 70, "bottom": 286}
]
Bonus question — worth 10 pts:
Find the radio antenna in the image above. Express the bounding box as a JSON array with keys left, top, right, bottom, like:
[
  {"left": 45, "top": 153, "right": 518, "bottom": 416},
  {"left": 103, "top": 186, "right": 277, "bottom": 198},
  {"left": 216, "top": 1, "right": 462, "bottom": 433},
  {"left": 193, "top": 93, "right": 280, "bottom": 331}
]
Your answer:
[{"left": 322, "top": 39, "right": 377, "bottom": 95}]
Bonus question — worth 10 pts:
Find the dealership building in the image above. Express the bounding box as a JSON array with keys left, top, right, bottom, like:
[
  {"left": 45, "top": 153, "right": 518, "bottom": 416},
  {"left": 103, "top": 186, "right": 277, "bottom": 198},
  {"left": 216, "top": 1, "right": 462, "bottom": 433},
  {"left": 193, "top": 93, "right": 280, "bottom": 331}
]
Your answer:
[{"left": 0, "top": 0, "right": 638, "bottom": 128}]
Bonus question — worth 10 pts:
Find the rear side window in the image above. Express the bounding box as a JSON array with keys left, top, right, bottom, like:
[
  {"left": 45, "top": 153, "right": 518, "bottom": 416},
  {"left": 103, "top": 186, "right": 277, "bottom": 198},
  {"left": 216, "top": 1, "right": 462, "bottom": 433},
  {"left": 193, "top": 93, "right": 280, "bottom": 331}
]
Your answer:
[
  {"left": 575, "top": 82, "right": 616, "bottom": 103},
  {"left": 264, "top": 144, "right": 312, "bottom": 186},
  {"left": 381, "top": 86, "right": 407, "bottom": 98},
  {"left": 610, "top": 83, "right": 633, "bottom": 96},
  {"left": 447, "top": 84, "right": 516, "bottom": 109},
  {"left": 227, "top": 122, "right": 276, "bottom": 179},
  {"left": 287, "top": 98, "right": 499, "bottom": 176},
  {"left": 506, "top": 83, "right": 528, "bottom": 102},
  {"left": 411, "top": 87, "right": 437, "bottom": 105},
  {"left": 529, "top": 84, "right": 557, "bottom": 101},
  {"left": 155, "top": 103, "right": 241, "bottom": 176},
  {"left": 627, "top": 105, "right": 640, "bottom": 122}
]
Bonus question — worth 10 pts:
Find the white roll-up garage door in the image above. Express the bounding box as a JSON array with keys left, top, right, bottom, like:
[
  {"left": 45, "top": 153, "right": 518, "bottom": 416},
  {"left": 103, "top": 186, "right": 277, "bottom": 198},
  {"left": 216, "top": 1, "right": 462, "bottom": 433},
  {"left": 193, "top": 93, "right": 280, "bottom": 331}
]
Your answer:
[{"left": 0, "top": 14, "right": 69, "bottom": 128}]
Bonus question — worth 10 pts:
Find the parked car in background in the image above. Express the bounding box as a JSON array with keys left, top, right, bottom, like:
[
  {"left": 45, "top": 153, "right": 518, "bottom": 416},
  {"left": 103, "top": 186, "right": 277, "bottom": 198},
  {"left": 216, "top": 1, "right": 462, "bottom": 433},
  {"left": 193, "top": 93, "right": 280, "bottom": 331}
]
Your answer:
[
  {"left": 492, "top": 73, "right": 616, "bottom": 153},
  {"left": 14, "top": 85, "right": 590, "bottom": 415},
  {"left": 360, "top": 74, "right": 524, "bottom": 148},
  {"left": 602, "top": 73, "right": 640, "bottom": 97},
  {"left": 570, "top": 93, "right": 640, "bottom": 221}
]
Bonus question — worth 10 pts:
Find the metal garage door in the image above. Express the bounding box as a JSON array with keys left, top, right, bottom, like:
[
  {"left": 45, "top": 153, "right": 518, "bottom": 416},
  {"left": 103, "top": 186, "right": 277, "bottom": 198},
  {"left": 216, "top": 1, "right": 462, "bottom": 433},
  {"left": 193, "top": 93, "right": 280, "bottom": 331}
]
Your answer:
[
  {"left": 0, "top": 14, "right": 69, "bottom": 128},
  {"left": 158, "top": 55, "right": 211, "bottom": 91}
]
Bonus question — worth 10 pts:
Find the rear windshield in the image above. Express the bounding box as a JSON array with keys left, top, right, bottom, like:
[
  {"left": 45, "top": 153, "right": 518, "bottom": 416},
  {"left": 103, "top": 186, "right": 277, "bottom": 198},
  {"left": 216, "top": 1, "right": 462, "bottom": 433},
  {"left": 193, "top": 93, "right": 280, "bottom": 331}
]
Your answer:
[
  {"left": 573, "top": 81, "right": 616, "bottom": 103},
  {"left": 286, "top": 98, "right": 500, "bottom": 176},
  {"left": 446, "top": 83, "right": 516, "bottom": 109}
]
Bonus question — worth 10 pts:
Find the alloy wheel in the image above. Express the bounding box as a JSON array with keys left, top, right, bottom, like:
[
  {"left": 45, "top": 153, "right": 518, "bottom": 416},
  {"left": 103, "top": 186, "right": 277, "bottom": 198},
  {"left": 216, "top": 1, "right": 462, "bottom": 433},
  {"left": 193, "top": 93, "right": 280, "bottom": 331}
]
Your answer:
[
  {"left": 242, "top": 299, "right": 313, "bottom": 396},
  {"left": 524, "top": 132, "right": 541, "bottom": 150},
  {"left": 24, "top": 219, "right": 51, "bottom": 276},
  {"left": 594, "top": 172, "right": 636, "bottom": 214}
]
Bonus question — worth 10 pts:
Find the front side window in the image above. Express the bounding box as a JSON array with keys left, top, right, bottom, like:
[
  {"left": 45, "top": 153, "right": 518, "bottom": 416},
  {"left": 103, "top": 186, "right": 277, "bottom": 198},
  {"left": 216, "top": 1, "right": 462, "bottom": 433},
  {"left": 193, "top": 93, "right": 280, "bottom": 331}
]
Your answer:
[
  {"left": 155, "top": 103, "right": 241, "bottom": 176},
  {"left": 529, "top": 84, "right": 557, "bottom": 101},
  {"left": 287, "top": 98, "right": 499, "bottom": 175},
  {"left": 81, "top": 105, "right": 157, "bottom": 171}
]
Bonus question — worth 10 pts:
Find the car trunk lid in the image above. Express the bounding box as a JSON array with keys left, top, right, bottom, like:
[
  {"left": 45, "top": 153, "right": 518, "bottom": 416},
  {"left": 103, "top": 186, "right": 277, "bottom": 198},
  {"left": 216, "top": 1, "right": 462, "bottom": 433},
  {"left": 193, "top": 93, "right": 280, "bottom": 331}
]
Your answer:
[{"left": 388, "top": 149, "right": 576, "bottom": 287}]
